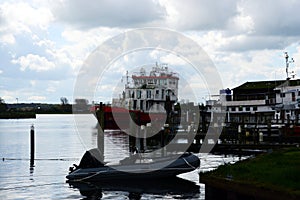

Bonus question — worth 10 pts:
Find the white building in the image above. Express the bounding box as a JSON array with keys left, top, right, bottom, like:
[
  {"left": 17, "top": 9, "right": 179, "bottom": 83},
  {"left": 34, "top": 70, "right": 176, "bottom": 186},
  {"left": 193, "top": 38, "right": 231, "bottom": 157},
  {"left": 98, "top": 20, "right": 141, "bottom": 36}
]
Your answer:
[{"left": 210, "top": 79, "right": 300, "bottom": 124}]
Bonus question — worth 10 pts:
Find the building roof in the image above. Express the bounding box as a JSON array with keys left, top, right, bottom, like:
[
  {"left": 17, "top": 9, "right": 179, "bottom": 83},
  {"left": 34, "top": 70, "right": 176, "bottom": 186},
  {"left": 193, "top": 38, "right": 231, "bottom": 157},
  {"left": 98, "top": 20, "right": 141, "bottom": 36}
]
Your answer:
[
  {"left": 233, "top": 80, "right": 287, "bottom": 91},
  {"left": 233, "top": 79, "right": 300, "bottom": 91}
]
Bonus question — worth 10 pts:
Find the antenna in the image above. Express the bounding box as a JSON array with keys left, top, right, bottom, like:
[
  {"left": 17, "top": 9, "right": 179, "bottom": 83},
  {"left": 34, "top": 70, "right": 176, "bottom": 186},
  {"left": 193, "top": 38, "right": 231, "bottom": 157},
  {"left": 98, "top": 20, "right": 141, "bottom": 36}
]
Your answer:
[
  {"left": 285, "top": 52, "right": 289, "bottom": 79},
  {"left": 285, "top": 52, "right": 295, "bottom": 80}
]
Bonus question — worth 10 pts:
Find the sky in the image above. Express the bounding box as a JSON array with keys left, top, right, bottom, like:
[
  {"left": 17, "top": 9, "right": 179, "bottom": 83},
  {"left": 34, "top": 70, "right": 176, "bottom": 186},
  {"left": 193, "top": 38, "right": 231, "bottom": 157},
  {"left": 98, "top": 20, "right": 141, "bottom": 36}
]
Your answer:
[{"left": 1, "top": 0, "right": 300, "bottom": 104}]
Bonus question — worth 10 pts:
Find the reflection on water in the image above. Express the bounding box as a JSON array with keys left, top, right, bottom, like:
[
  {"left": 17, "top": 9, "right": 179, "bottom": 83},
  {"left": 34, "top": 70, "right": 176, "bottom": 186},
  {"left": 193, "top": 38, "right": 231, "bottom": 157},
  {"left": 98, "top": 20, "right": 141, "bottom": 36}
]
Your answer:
[
  {"left": 69, "top": 177, "right": 200, "bottom": 199},
  {"left": 0, "top": 114, "right": 244, "bottom": 199}
]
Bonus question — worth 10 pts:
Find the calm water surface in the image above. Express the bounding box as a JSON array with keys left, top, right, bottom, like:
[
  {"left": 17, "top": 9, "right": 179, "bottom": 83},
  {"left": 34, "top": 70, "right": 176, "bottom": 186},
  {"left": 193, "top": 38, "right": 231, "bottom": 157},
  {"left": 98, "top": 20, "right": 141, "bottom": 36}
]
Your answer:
[{"left": 0, "top": 114, "right": 241, "bottom": 200}]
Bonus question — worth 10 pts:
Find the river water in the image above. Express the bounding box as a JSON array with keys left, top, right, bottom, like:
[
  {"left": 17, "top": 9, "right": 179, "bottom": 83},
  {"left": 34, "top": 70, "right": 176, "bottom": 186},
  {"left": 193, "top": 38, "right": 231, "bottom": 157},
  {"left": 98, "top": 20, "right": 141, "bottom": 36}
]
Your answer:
[{"left": 0, "top": 114, "right": 241, "bottom": 200}]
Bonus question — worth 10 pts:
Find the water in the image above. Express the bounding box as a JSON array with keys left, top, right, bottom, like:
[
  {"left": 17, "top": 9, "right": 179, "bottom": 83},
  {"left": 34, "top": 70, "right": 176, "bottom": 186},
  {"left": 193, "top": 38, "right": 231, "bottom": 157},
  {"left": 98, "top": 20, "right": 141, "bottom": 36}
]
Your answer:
[{"left": 0, "top": 114, "right": 241, "bottom": 199}]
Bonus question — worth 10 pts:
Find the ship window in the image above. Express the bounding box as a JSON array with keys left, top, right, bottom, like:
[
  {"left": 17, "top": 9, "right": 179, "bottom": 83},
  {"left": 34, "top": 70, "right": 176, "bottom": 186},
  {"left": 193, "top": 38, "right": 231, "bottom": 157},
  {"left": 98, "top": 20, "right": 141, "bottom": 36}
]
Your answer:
[
  {"left": 140, "top": 100, "right": 144, "bottom": 110},
  {"left": 137, "top": 90, "right": 141, "bottom": 99},
  {"left": 147, "top": 90, "right": 151, "bottom": 98}
]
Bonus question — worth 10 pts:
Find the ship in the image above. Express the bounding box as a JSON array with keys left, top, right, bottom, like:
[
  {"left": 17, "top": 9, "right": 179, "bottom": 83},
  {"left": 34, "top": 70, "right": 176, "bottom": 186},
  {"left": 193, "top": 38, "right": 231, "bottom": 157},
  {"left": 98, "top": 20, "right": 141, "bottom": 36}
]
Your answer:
[{"left": 93, "top": 63, "right": 179, "bottom": 130}]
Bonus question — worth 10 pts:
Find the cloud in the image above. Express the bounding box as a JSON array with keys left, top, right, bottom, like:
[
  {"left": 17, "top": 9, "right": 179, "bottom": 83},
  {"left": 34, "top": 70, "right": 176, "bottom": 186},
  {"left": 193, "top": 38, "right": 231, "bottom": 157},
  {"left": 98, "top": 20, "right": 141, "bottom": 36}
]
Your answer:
[
  {"left": 1, "top": 0, "right": 300, "bottom": 104},
  {"left": 239, "top": 0, "right": 300, "bottom": 36},
  {"left": 161, "top": 0, "right": 238, "bottom": 30},
  {"left": 27, "top": 95, "right": 46, "bottom": 101},
  {"left": 11, "top": 54, "right": 56, "bottom": 72},
  {"left": 51, "top": 0, "right": 166, "bottom": 29},
  {"left": 220, "top": 35, "right": 298, "bottom": 52},
  {"left": 0, "top": 34, "right": 15, "bottom": 44},
  {"left": 158, "top": 0, "right": 300, "bottom": 52},
  {"left": 0, "top": 1, "right": 53, "bottom": 37}
]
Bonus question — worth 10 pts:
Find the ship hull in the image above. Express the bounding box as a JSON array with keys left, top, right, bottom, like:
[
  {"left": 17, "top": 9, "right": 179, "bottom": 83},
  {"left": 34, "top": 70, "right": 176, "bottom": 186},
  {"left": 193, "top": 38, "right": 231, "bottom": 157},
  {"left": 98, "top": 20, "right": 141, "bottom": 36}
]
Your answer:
[{"left": 96, "top": 106, "right": 167, "bottom": 130}]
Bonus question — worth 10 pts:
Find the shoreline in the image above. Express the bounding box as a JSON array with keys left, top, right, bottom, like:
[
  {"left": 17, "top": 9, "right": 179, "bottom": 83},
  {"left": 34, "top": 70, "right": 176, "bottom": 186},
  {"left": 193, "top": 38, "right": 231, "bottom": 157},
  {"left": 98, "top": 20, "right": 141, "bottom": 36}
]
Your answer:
[
  {"left": 0, "top": 112, "right": 36, "bottom": 119},
  {"left": 200, "top": 147, "right": 300, "bottom": 199},
  {"left": 0, "top": 112, "right": 75, "bottom": 119}
]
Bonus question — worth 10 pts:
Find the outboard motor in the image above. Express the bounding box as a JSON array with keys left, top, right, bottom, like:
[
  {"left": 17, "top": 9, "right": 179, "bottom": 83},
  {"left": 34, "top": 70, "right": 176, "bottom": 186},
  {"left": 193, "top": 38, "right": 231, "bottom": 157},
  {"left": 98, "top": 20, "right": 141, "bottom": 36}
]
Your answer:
[{"left": 69, "top": 148, "right": 104, "bottom": 172}]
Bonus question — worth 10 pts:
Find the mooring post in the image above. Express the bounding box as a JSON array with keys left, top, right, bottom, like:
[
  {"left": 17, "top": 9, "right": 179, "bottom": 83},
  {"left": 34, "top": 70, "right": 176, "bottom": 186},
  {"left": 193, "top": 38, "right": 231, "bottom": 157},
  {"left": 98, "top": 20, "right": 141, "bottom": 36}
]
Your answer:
[{"left": 30, "top": 124, "right": 35, "bottom": 166}]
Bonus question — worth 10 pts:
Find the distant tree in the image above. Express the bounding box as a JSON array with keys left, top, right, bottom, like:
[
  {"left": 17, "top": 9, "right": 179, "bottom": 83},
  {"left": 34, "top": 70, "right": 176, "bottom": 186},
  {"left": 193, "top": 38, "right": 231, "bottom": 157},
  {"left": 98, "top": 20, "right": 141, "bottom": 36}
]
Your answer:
[
  {"left": 0, "top": 97, "right": 7, "bottom": 112},
  {"left": 60, "top": 97, "right": 69, "bottom": 105}
]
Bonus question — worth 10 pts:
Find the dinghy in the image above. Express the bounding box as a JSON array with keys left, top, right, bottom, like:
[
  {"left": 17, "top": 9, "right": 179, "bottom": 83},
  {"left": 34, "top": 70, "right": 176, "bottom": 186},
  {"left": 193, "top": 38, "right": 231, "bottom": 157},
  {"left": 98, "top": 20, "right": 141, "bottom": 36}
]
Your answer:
[{"left": 66, "top": 150, "right": 200, "bottom": 182}]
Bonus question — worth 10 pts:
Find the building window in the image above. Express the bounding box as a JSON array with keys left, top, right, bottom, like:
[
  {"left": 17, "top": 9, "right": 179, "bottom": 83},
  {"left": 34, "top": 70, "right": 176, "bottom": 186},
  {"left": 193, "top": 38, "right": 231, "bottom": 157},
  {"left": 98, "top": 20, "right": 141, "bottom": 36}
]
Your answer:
[
  {"left": 292, "top": 92, "right": 296, "bottom": 101},
  {"left": 253, "top": 106, "right": 257, "bottom": 111},
  {"left": 231, "top": 107, "right": 236, "bottom": 111},
  {"left": 246, "top": 107, "right": 250, "bottom": 111},
  {"left": 238, "top": 106, "right": 243, "bottom": 111},
  {"left": 280, "top": 93, "right": 285, "bottom": 98}
]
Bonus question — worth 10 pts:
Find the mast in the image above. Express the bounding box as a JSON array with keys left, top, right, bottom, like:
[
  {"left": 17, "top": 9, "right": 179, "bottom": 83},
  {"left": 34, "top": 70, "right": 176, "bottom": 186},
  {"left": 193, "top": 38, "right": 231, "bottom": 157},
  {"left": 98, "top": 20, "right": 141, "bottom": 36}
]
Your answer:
[{"left": 285, "top": 52, "right": 295, "bottom": 80}]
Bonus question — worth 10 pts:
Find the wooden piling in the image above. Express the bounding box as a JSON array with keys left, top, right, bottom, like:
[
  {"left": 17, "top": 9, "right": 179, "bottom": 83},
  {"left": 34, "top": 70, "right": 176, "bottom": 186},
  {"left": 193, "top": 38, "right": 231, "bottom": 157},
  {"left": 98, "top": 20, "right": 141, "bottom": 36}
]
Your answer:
[
  {"left": 97, "top": 123, "right": 105, "bottom": 163},
  {"left": 30, "top": 124, "right": 34, "bottom": 166}
]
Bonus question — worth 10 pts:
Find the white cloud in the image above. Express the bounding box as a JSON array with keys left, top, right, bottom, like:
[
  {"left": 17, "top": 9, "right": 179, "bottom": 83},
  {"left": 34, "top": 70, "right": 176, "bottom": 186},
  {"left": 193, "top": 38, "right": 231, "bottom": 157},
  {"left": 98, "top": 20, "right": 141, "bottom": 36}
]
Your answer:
[
  {"left": 0, "top": 2, "right": 53, "bottom": 38},
  {"left": 2, "top": 95, "right": 14, "bottom": 102},
  {"left": 46, "top": 81, "right": 60, "bottom": 93},
  {"left": 1, "top": 0, "right": 300, "bottom": 104},
  {"left": 160, "top": 0, "right": 237, "bottom": 30},
  {"left": 27, "top": 95, "right": 46, "bottom": 101},
  {"left": 30, "top": 80, "right": 36, "bottom": 86},
  {"left": 239, "top": 0, "right": 300, "bottom": 36},
  {"left": 51, "top": 0, "right": 165, "bottom": 29},
  {"left": 12, "top": 54, "right": 56, "bottom": 72},
  {"left": 150, "top": 50, "right": 186, "bottom": 66},
  {"left": 0, "top": 34, "right": 15, "bottom": 44}
]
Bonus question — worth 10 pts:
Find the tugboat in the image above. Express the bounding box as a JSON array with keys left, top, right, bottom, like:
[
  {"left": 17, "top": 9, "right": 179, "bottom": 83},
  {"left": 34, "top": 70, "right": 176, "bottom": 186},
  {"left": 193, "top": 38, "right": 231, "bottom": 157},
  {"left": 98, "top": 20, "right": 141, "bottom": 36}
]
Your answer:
[{"left": 92, "top": 63, "right": 179, "bottom": 130}]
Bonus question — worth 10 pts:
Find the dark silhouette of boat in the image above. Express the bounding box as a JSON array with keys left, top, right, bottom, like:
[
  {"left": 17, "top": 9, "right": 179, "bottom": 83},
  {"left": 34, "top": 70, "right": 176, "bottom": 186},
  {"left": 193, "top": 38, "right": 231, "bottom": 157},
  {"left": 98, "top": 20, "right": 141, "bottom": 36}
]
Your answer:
[{"left": 66, "top": 150, "right": 200, "bottom": 182}]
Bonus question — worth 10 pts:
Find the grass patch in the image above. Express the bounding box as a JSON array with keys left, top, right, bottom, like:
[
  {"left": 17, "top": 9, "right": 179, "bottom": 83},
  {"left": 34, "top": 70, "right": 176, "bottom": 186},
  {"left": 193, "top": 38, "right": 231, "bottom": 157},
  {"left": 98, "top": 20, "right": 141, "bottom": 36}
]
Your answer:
[{"left": 204, "top": 147, "right": 300, "bottom": 195}]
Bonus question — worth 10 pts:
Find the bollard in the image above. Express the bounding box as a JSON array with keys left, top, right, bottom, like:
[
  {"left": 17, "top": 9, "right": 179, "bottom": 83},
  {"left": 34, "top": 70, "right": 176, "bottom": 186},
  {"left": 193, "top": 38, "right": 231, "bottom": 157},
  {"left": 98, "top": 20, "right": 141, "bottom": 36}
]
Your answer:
[{"left": 30, "top": 124, "right": 35, "bottom": 166}]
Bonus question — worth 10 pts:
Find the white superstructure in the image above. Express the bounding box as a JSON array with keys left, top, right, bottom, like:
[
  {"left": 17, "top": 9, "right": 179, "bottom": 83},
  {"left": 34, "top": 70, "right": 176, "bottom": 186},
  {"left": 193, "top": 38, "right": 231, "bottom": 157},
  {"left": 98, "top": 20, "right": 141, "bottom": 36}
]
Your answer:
[{"left": 113, "top": 63, "right": 179, "bottom": 112}]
